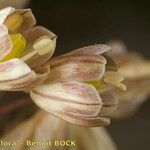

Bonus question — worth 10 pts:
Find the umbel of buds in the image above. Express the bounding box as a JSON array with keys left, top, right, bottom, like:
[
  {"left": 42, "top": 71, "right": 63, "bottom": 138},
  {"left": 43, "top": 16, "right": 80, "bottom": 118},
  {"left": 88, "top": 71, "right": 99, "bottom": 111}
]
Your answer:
[{"left": 0, "top": 7, "right": 126, "bottom": 127}]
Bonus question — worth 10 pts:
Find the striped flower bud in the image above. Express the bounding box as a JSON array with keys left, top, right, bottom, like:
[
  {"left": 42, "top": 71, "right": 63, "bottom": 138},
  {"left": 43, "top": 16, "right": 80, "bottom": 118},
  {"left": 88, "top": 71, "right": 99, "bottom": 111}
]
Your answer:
[{"left": 30, "top": 44, "right": 126, "bottom": 126}]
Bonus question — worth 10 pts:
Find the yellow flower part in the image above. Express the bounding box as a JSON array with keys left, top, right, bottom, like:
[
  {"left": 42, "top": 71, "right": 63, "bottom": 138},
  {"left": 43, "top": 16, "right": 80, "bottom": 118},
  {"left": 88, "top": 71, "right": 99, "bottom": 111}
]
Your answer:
[
  {"left": 4, "top": 12, "right": 23, "bottom": 32},
  {"left": 0, "top": 34, "right": 26, "bottom": 62},
  {"left": 85, "top": 80, "right": 103, "bottom": 90}
]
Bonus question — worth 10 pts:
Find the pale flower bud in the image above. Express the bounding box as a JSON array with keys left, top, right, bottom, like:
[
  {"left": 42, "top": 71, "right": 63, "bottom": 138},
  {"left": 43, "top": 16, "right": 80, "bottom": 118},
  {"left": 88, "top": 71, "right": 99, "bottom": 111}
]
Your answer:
[{"left": 30, "top": 44, "right": 126, "bottom": 126}]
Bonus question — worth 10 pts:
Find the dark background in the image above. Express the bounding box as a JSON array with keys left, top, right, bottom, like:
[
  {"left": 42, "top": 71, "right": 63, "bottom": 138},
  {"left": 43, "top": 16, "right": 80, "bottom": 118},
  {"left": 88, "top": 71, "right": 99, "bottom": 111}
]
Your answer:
[{"left": 10, "top": 0, "right": 150, "bottom": 150}]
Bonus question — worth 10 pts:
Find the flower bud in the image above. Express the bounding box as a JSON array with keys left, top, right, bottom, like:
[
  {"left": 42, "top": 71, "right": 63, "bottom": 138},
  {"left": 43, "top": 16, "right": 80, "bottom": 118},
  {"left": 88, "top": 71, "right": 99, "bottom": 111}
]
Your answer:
[{"left": 30, "top": 44, "right": 126, "bottom": 126}]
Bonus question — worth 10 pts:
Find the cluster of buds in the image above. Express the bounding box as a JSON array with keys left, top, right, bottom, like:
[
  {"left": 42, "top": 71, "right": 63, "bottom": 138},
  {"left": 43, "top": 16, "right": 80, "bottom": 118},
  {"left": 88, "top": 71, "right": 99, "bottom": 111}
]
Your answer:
[{"left": 0, "top": 7, "right": 126, "bottom": 126}]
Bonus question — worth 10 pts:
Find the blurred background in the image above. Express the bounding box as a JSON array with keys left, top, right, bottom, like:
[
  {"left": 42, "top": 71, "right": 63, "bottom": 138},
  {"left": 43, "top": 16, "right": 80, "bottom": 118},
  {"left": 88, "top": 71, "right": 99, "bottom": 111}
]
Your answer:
[{"left": 0, "top": 0, "right": 150, "bottom": 150}]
